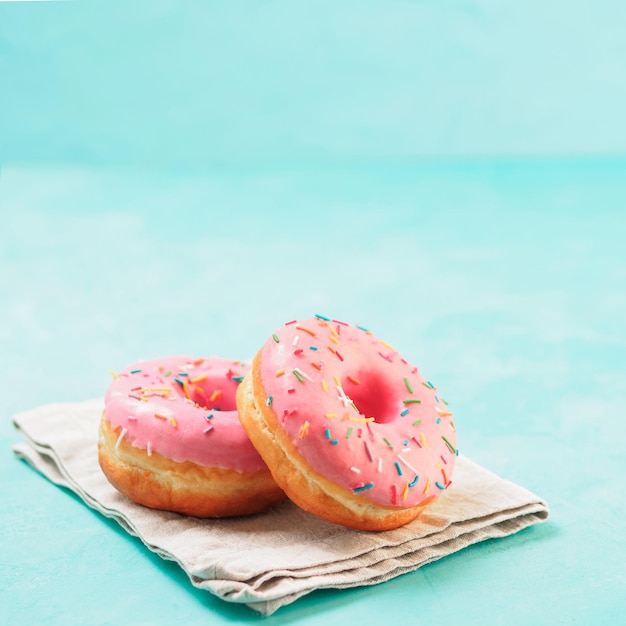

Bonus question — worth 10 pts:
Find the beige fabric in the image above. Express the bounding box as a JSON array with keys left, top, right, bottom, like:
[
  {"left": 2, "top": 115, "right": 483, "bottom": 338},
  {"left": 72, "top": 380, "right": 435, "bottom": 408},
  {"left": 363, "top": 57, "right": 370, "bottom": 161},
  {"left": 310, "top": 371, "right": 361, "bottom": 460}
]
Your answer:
[{"left": 12, "top": 399, "right": 549, "bottom": 616}]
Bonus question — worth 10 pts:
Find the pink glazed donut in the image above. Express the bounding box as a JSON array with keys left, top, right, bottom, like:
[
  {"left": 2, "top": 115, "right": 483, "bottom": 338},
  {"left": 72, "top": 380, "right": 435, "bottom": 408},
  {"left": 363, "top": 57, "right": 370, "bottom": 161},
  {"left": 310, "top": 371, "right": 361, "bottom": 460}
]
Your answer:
[
  {"left": 98, "top": 356, "right": 285, "bottom": 517},
  {"left": 236, "top": 316, "right": 458, "bottom": 530}
]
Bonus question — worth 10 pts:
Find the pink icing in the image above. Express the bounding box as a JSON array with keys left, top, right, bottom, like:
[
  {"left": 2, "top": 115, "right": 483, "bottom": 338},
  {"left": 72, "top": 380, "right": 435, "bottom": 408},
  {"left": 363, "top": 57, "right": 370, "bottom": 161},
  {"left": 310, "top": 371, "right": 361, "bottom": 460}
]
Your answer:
[
  {"left": 259, "top": 317, "right": 458, "bottom": 507},
  {"left": 104, "top": 356, "right": 267, "bottom": 472}
]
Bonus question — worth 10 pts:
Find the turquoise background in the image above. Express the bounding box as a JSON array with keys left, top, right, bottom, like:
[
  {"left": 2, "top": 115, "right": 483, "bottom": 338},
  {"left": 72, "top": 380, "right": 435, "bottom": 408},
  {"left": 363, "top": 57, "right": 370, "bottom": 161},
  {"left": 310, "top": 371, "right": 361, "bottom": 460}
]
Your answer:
[{"left": 1, "top": 2, "right": 625, "bottom": 624}]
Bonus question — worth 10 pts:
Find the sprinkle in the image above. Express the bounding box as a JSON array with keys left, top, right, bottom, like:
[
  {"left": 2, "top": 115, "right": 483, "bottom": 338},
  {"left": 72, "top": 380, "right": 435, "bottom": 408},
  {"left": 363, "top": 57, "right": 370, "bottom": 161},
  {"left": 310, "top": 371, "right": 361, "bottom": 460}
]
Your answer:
[
  {"left": 310, "top": 361, "right": 322, "bottom": 370},
  {"left": 315, "top": 313, "right": 331, "bottom": 321},
  {"left": 397, "top": 454, "right": 419, "bottom": 475},
  {"left": 322, "top": 379, "right": 328, "bottom": 392},
  {"left": 206, "top": 413, "right": 213, "bottom": 420},
  {"left": 203, "top": 425, "right": 214, "bottom": 434},
  {"left": 127, "top": 415, "right": 137, "bottom": 421},
  {"left": 378, "top": 458, "right": 383, "bottom": 473},
  {"left": 292, "top": 335, "right": 300, "bottom": 346},
  {"left": 442, "top": 435, "right": 457, "bottom": 454},
  {"left": 402, "top": 482, "right": 409, "bottom": 501},
  {"left": 177, "top": 372, "right": 189, "bottom": 377},
  {"left": 296, "top": 325, "right": 316, "bottom": 337},
  {"left": 275, "top": 369, "right": 285, "bottom": 377},
  {"left": 353, "top": 483, "right": 374, "bottom": 493},
  {"left": 294, "top": 367, "right": 313, "bottom": 382},
  {"left": 436, "top": 417, "right": 441, "bottom": 424},
  {"left": 170, "top": 417, "right": 178, "bottom": 428},
  {"left": 356, "top": 325, "right": 369, "bottom": 332},
  {"left": 329, "top": 325, "right": 339, "bottom": 337},
  {"left": 404, "top": 377, "right": 414, "bottom": 393},
  {"left": 288, "top": 388, "right": 296, "bottom": 394},
  {"left": 346, "top": 426, "right": 353, "bottom": 438},
  {"left": 110, "top": 371, "right": 118, "bottom": 379},
  {"left": 272, "top": 333, "right": 280, "bottom": 343},
  {"left": 266, "top": 396, "right": 273, "bottom": 406},
  {"left": 154, "top": 413, "right": 167, "bottom": 420},
  {"left": 285, "top": 320, "right": 298, "bottom": 325},
  {"left": 325, "top": 428, "right": 331, "bottom": 439},
  {"left": 163, "top": 370, "right": 171, "bottom": 377},
  {"left": 436, "top": 409, "right": 454, "bottom": 417},
  {"left": 299, "top": 421, "right": 310, "bottom": 438},
  {"left": 347, "top": 375, "right": 361, "bottom": 385},
  {"left": 174, "top": 378, "right": 185, "bottom": 386},
  {"left": 231, "top": 376, "right": 244, "bottom": 382},
  {"left": 146, "top": 442, "right": 152, "bottom": 456},
  {"left": 403, "top": 399, "right": 421, "bottom": 404},
  {"left": 435, "top": 481, "right": 445, "bottom": 490},
  {"left": 115, "top": 427, "right": 128, "bottom": 451},
  {"left": 335, "top": 350, "right": 344, "bottom": 361},
  {"left": 420, "top": 432, "right": 428, "bottom": 447},
  {"left": 380, "top": 339, "right": 395, "bottom": 351},
  {"left": 349, "top": 416, "right": 375, "bottom": 422},
  {"left": 440, "top": 454, "right": 448, "bottom": 464},
  {"left": 209, "top": 389, "right": 222, "bottom": 402},
  {"left": 325, "top": 413, "right": 337, "bottom": 419},
  {"left": 329, "top": 334, "right": 339, "bottom": 344},
  {"left": 394, "top": 461, "right": 403, "bottom": 476},
  {"left": 292, "top": 369, "right": 304, "bottom": 383},
  {"left": 309, "top": 345, "right": 318, "bottom": 351},
  {"left": 400, "top": 409, "right": 410, "bottom": 417},
  {"left": 330, "top": 439, "right": 339, "bottom": 445},
  {"left": 350, "top": 466, "right": 361, "bottom": 473},
  {"left": 409, "top": 475, "right": 419, "bottom": 488},
  {"left": 364, "top": 440, "right": 374, "bottom": 462},
  {"left": 130, "top": 369, "right": 142, "bottom": 374},
  {"left": 424, "top": 478, "right": 430, "bottom": 494},
  {"left": 412, "top": 419, "right": 423, "bottom": 426},
  {"left": 383, "top": 437, "right": 394, "bottom": 450},
  {"left": 190, "top": 374, "right": 207, "bottom": 384},
  {"left": 390, "top": 484, "right": 398, "bottom": 505}
]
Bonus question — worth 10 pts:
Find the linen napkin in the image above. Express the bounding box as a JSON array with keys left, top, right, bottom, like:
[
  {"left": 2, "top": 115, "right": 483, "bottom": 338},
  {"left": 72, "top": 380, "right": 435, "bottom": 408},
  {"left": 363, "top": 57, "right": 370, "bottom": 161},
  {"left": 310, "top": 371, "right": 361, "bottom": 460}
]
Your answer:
[{"left": 12, "top": 399, "right": 549, "bottom": 616}]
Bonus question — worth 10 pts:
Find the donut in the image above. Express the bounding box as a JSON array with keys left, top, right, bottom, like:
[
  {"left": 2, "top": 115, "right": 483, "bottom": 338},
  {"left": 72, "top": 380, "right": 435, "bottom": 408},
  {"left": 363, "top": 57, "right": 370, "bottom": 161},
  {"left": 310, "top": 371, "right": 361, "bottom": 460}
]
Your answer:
[
  {"left": 98, "top": 356, "right": 286, "bottom": 517},
  {"left": 236, "top": 316, "right": 458, "bottom": 531}
]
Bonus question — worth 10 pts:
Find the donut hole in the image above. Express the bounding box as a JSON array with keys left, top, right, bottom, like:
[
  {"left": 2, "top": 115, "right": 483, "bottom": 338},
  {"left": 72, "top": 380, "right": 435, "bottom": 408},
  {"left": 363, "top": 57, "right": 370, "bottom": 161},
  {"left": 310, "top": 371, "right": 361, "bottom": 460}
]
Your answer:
[
  {"left": 183, "top": 377, "right": 238, "bottom": 412},
  {"left": 342, "top": 370, "right": 398, "bottom": 424}
]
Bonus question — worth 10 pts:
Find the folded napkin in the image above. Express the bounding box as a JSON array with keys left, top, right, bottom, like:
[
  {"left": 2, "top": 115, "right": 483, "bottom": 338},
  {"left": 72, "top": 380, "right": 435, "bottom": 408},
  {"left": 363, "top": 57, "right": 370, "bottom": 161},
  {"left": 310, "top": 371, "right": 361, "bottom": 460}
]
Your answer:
[{"left": 12, "top": 399, "right": 549, "bottom": 616}]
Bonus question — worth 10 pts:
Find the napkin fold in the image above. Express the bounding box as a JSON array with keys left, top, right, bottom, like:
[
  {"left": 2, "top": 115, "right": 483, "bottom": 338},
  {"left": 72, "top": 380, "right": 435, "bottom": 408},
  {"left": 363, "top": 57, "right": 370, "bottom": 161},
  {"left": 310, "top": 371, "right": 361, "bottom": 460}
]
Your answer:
[{"left": 12, "top": 399, "right": 549, "bottom": 616}]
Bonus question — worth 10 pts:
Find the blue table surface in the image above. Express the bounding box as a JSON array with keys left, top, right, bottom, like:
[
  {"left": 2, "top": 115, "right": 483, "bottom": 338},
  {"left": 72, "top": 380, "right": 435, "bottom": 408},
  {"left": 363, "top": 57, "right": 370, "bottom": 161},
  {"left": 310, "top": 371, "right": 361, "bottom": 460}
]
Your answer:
[
  {"left": 2, "top": 0, "right": 626, "bottom": 622},
  {"left": 1, "top": 159, "right": 625, "bottom": 624}
]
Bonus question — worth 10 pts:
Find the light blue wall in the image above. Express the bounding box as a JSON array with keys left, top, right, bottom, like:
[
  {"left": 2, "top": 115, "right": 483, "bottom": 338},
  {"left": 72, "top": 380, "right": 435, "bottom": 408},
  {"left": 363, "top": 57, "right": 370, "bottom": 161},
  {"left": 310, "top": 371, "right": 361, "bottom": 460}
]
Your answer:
[{"left": 2, "top": 0, "right": 626, "bottom": 167}]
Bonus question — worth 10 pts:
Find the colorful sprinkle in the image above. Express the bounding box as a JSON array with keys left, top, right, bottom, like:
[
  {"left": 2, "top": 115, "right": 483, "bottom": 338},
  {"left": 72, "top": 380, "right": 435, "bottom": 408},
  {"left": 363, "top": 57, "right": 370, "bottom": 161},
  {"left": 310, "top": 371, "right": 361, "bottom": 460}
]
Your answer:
[
  {"left": 315, "top": 313, "right": 331, "bottom": 321},
  {"left": 404, "top": 377, "right": 414, "bottom": 393},
  {"left": 292, "top": 369, "right": 304, "bottom": 383},
  {"left": 400, "top": 409, "right": 410, "bottom": 417},
  {"left": 209, "top": 389, "right": 222, "bottom": 402},
  {"left": 272, "top": 333, "right": 280, "bottom": 343},
  {"left": 114, "top": 427, "right": 127, "bottom": 452},
  {"left": 402, "top": 481, "right": 409, "bottom": 501},
  {"left": 299, "top": 421, "right": 310, "bottom": 438},
  {"left": 169, "top": 417, "right": 177, "bottom": 428},
  {"left": 275, "top": 369, "right": 285, "bottom": 377},
  {"left": 403, "top": 399, "right": 421, "bottom": 404},
  {"left": 353, "top": 483, "right": 375, "bottom": 493},
  {"left": 442, "top": 435, "right": 457, "bottom": 454},
  {"left": 153, "top": 413, "right": 167, "bottom": 420},
  {"left": 435, "top": 481, "right": 445, "bottom": 490},
  {"left": 383, "top": 437, "right": 394, "bottom": 450},
  {"left": 409, "top": 475, "right": 420, "bottom": 488},
  {"left": 294, "top": 367, "right": 313, "bottom": 381},
  {"left": 130, "top": 369, "right": 142, "bottom": 374},
  {"left": 424, "top": 478, "right": 430, "bottom": 494},
  {"left": 346, "top": 426, "right": 353, "bottom": 439},
  {"left": 203, "top": 425, "right": 214, "bottom": 434},
  {"left": 394, "top": 461, "right": 403, "bottom": 476},
  {"left": 347, "top": 375, "right": 361, "bottom": 385},
  {"left": 266, "top": 396, "right": 273, "bottom": 406},
  {"left": 296, "top": 325, "right": 317, "bottom": 337}
]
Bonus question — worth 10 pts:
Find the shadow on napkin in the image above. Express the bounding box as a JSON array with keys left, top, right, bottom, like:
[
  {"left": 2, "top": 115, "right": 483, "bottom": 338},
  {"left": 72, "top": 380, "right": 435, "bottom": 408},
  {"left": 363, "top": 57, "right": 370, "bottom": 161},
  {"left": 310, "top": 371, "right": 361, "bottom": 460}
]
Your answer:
[{"left": 12, "top": 399, "right": 549, "bottom": 616}]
